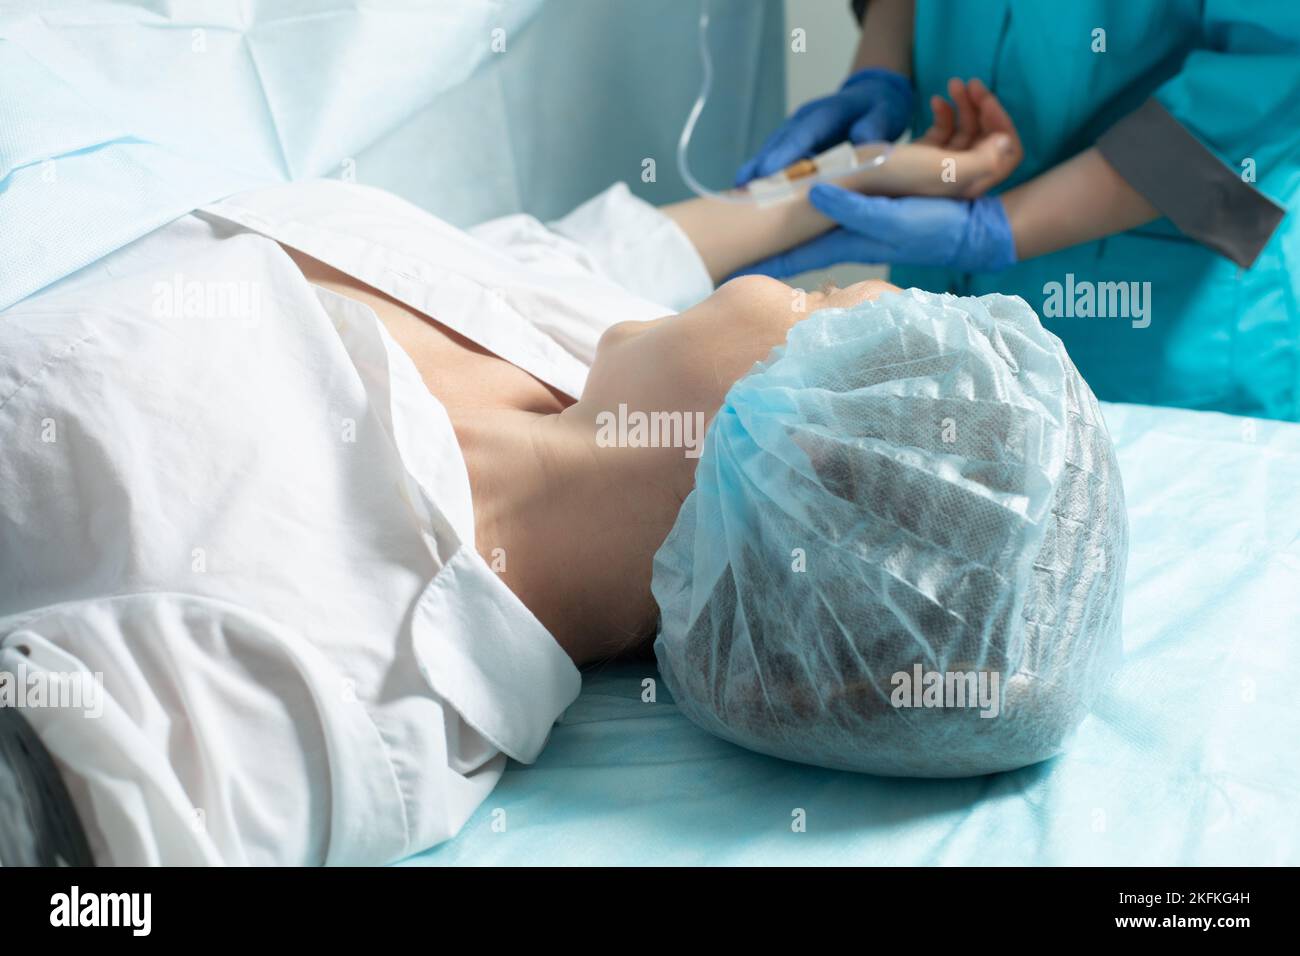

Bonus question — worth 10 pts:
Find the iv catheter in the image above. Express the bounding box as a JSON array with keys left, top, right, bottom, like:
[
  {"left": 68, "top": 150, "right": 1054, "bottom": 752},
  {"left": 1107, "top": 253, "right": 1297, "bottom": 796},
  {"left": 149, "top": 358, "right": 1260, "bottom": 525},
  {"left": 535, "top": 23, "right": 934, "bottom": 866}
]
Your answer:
[{"left": 676, "top": 3, "right": 895, "bottom": 207}]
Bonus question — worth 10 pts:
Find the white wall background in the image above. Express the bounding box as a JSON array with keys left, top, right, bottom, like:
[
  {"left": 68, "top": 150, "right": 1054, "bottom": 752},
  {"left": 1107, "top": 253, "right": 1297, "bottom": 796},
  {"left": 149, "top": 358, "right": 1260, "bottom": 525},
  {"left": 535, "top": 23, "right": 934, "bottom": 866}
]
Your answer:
[{"left": 782, "top": 0, "right": 888, "bottom": 289}]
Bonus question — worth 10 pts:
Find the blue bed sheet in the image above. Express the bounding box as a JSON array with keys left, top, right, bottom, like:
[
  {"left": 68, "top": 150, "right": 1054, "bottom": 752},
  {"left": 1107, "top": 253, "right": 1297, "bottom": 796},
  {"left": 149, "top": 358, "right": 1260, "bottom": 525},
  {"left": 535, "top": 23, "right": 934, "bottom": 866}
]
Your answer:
[{"left": 401, "top": 402, "right": 1300, "bottom": 866}]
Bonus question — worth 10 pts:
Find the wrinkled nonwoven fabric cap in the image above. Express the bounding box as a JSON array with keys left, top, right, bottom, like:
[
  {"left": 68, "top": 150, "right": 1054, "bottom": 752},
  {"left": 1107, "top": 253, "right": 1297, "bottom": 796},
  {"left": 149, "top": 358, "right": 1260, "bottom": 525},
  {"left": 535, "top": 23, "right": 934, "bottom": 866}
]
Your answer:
[{"left": 652, "top": 289, "right": 1129, "bottom": 777}]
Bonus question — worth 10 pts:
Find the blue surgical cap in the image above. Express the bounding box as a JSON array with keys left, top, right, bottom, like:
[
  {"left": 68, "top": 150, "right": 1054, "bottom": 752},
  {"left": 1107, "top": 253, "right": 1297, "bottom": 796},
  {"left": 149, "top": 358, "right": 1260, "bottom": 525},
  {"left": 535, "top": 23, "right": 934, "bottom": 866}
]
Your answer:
[{"left": 652, "top": 290, "right": 1128, "bottom": 777}]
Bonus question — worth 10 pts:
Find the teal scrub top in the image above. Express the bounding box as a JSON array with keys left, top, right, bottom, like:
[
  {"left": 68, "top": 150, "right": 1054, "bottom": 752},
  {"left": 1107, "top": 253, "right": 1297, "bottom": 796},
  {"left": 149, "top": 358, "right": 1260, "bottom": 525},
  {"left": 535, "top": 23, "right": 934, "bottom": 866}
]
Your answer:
[{"left": 890, "top": 0, "right": 1300, "bottom": 420}]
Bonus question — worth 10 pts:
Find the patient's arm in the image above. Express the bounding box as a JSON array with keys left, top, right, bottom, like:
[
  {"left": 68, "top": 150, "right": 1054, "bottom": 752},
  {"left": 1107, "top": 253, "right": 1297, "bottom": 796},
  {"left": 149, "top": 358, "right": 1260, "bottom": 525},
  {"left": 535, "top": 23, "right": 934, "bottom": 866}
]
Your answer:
[{"left": 664, "top": 79, "right": 1023, "bottom": 283}]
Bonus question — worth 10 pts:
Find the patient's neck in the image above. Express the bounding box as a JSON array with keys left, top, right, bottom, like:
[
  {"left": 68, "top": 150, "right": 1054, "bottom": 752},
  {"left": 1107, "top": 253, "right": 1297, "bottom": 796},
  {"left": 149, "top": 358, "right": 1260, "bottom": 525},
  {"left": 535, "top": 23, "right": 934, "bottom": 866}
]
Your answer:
[{"left": 452, "top": 405, "right": 691, "bottom": 666}]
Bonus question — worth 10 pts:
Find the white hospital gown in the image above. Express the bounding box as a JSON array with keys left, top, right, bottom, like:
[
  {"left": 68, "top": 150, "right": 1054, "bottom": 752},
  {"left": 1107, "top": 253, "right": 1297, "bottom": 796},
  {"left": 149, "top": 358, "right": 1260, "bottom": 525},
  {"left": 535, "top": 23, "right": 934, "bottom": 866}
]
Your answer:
[{"left": 0, "top": 180, "right": 713, "bottom": 865}]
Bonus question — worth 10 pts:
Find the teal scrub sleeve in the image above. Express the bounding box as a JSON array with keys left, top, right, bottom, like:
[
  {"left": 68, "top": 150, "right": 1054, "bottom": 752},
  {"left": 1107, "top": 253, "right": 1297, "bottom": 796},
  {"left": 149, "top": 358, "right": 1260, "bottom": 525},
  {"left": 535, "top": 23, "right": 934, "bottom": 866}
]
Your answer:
[{"left": 1096, "top": 0, "right": 1298, "bottom": 268}]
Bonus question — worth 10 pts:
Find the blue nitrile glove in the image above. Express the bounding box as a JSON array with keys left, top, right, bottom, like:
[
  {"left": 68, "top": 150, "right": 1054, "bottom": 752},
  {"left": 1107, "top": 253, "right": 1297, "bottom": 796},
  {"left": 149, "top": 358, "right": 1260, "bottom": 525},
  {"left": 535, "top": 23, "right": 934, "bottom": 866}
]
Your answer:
[
  {"left": 734, "top": 67, "right": 912, "bottom": 186},
  {"left": 736, "top": 185, "right": 1018, "bottom": 278}
]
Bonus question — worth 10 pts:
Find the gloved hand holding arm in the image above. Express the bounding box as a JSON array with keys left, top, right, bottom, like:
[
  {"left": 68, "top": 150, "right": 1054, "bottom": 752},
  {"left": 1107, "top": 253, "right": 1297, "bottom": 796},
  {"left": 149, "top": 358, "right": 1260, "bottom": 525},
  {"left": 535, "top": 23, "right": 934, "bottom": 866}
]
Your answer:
[
  {"left": 737, "top": 76, "right": 1160, "bottom": 279},
  {"left": 735, "top": 0, "right": 916, "bottom": 185},
  {"left": 740, "top": 146, "right": 1160, "bottom": 279},
  {"left": 666, "top": 79, "right": 1023, "bottom": 283}
]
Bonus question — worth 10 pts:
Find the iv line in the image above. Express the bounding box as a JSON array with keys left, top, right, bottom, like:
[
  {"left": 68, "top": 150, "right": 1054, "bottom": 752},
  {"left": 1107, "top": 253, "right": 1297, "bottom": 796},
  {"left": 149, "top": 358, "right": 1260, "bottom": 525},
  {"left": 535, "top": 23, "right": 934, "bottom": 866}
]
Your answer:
[{"left": 676, "top": 2, "right": 893, "bottom": 206}]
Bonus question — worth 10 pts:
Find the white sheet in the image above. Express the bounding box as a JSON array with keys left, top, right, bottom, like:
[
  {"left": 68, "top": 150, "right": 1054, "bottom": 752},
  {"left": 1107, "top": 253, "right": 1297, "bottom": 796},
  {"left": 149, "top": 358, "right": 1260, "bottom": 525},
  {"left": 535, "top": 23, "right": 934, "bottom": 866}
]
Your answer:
[{"left": 0, "top": 177, "right": 709, "bottom": 864}]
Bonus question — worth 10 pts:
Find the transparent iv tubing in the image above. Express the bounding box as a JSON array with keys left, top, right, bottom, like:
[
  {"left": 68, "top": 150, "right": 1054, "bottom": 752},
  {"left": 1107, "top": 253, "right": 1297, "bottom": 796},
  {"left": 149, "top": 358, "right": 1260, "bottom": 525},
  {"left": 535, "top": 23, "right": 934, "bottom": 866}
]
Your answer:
[{"left": 676, "top": 3, "right": 894, "bottom": 206}]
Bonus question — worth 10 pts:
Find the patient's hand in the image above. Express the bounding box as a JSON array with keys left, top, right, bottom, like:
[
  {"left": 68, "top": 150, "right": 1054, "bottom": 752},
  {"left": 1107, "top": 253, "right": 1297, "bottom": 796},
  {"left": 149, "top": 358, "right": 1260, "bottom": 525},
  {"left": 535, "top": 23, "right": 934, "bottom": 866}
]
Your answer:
[
  {"left": 839, "top": 78, "right": 1023, "bottom": 200},
  {"left": 662, "top": 79, "right": 1024, "bottom": 283}
]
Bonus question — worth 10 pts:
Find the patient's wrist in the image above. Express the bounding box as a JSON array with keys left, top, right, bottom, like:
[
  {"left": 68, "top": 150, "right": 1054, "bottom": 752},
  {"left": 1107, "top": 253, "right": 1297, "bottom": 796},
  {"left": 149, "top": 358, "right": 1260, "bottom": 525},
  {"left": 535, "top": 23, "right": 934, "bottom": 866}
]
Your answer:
[
  {"left": 830, "top": 142, "right": 953, "bottom": 197},
  {"left": 833, "top": 142, "right": 1006, "bottom": 200}
]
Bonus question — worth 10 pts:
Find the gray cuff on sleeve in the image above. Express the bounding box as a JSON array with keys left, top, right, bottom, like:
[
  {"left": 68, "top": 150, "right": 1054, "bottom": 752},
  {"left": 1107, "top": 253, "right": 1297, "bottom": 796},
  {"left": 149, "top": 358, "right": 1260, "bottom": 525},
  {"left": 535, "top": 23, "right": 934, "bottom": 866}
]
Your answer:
[{"left": 1097, "top": 97, "right": 1286, "bottom": 269}]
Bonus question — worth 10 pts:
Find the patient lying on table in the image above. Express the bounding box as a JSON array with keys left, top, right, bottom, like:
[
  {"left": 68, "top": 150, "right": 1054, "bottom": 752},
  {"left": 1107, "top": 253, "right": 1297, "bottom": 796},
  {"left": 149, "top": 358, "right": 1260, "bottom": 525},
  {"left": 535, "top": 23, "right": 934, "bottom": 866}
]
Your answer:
[
  {"left": 287, "top": 79, "right": 1034, "bottom": 662},
  {"left": 0, "top": 81, "right": 1125, "bottom": 864}
]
